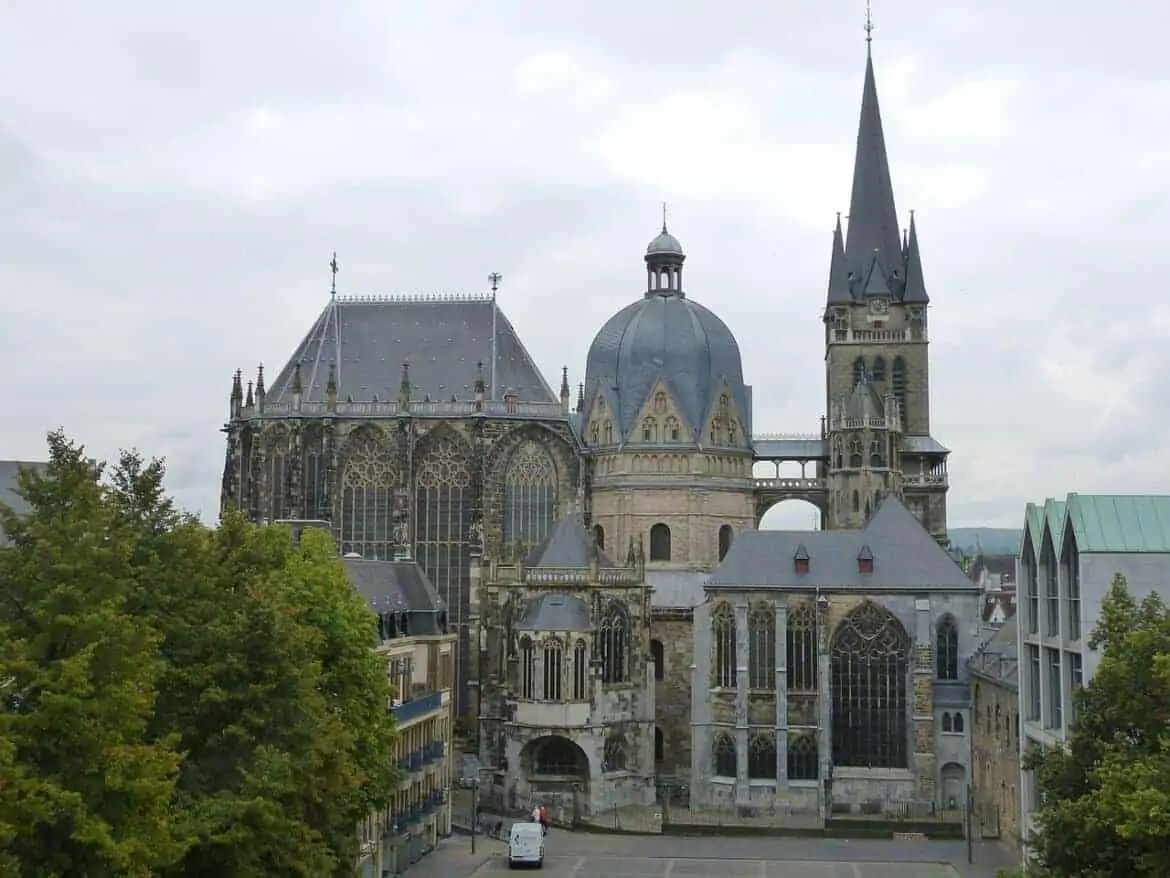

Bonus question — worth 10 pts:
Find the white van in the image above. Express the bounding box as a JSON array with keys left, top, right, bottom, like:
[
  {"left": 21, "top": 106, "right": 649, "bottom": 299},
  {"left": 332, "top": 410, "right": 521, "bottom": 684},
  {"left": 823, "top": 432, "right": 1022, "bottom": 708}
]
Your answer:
[{"left": 507, "top": 821, "right": 545, "bottom": 869}]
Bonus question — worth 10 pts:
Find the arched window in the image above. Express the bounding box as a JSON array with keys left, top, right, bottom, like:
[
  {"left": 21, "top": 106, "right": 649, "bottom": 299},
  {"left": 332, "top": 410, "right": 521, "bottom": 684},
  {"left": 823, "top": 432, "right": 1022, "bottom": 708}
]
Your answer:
[
  {"left": 830, "top": 602, "right": 911, "bottom": 769},
  {"left": 728, "top": 420, "right": 738, "bottom": 445},
  {"left": 892, "top": 356, "right": 907, "bottom": 418},
  {"left": 833, "top": 438, "right": 843, "bottom": 469},
  {"left": 848, "top": 438, "right": 863, "bottom": 468},
  {"left": 748, "top": 733, "right": 777, "bottom": 779},
  {"left": 869, "top": 439, "right": 885, "bottom": 468},
  {"left": 572, "top": 639, "right": 588, "bottom": 699},
  {"left": 650, "top": 523, "right": 671, "bottom": 561},
  {"left": 712, "top": 732, "right": 736, "bottom": 778},
  {"left": 954, "top": 712, "right": 965, "bottom": 734},
  {"left": 590, "top": 422, "right": 599, "bottom": 444},
  {"left": 340, "top": 428, "right": 397, "bottom": 560},
  {"left": 718, "top": 525, "right": 734, "bottom": 562},
  {"left": 852, "top": 357, "right": 866, "bottom": 387},
  {"left": 787, "top": 733, "right": 819, "bottom": 780},
  {"left": 872, "top": 356, "right": 886, "bottom": 381},
  {"left": 748, "top": 603, "right": 775, "bottom": 690},
  {"left": 603, "top": 733, "right": 627, "bottom": 772},
  {"left": 650, "top": 638, "right": 665, "bottom": 681},
  {"left": 655, "top": 727, "right": 664, "bottom": 762},
  {"left": 936, "top": 616, "right": 959, "bottom": 680},
  {"left": 542, "top": 638, "right": 563, "bottom": 701},
  {"left": 302, "top": 427, "right": 328, "bottom": 521},
  {"left": 603, "top": 421, "right": 613, "bottom": 444},
  {"left": 520, "top": 636, "right": 535, "bottom": 700},
  {"left": 642, "top": 417, "right": 657, "bottom": 442},
  {"left": 786, "top": 602, "right": 818, "bottom": 692},
  {"left": 653, "top": 391, "right": 668, "bottom": 414},
  {"left": 665, "top": 416, "right": 680, "bottom": 441},
  {"left": 711, "top": 602, "right": 737, "bottom": 689},
  {"left": 600, "top": 605, "right": 628, "bottom": 684},
  {"left": 503, "top": 440, "right": 558, "bottom": 553},
  {"left": 593, "top": 523, "right": 605, "bottom": 551},
  {"left": 942, "top": 712, "right": 953, "bottom": 733},
  {"left": 532, "top": 737, "right": 587, "bottom": 776}
]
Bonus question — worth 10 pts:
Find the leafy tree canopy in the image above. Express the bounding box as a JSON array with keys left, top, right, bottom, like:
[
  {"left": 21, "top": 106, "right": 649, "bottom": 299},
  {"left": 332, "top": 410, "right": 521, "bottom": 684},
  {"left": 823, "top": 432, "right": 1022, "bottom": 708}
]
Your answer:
[
  {"left": 1023, "top": 572, "right": 1170, "bottom": 877},
  {"left": 1, "top": 431, "right": 399, "bottom": 877}
]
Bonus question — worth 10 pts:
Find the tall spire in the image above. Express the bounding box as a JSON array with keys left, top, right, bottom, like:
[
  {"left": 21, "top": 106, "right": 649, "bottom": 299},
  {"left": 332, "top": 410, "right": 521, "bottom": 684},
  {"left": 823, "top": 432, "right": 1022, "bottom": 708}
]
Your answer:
[
  {"left": 844, "top": 33, "right": 901, "bottom": 288},
  {"left": 902, "top": 210, "right": 929, "bottom": 303},
  {"left": 826, "top": 213, "right": 851, "bottom": 305}
]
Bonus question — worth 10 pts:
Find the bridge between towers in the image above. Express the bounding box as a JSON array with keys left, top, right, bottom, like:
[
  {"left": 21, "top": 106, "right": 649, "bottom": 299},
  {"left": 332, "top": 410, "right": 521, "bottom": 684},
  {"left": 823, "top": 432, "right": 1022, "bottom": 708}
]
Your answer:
[{"left": 752, "top": 433, "right": 830, "bottom": 527}]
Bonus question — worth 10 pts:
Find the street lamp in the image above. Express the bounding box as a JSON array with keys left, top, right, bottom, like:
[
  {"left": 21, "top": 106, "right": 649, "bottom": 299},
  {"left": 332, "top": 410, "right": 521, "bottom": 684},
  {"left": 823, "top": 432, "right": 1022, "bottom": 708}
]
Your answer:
[{"left": 458, "top": 774, "right": 481, "bottom": 854}]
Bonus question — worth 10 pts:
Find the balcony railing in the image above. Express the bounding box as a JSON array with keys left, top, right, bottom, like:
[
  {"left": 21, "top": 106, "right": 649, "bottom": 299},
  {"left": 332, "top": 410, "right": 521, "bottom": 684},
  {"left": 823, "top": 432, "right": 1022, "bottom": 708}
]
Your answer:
[
  {"left": 753, "top": 477, "right": 826, "bottom": 491},
  {"left": 390, "top": 691, "right": 443, "bottom": 725},
  {"left": 238, "top": 398, "right": 566, "bottom": 420}
]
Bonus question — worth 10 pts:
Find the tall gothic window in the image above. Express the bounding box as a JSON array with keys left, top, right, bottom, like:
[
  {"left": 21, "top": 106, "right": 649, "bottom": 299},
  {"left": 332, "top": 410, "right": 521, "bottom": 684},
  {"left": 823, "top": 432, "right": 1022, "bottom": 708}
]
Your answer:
[
  {"left": 665, "top": 416, "right": 680, "bottom": 441},
  {"left": 748, "top": 733, "right": 777, "bottom": 779},
  {"left": 712, "top": 732, "right": 736, "bottom": 778},
  {"left": 786, "top": 602, "right": 818, "bottom": 692},
  {"left": 642, "top": 417, "right": 657, "bottom": 442},
  {"left": 340, "top": 428, "right": 397, "bottom": 559},
  {"left": 936, "top": 616, "right": 959, "bottom": 680},
  {"left": 542, "top": 638, "right": 563, "bottom": 700},
  {"left": 711, "top": 602, "right": 736, "bottom": 689},
  {"left": 848, "top": 438, "right": 863, "bottom": 468},
  {"left": 748, "top": 603, "right": 775, "bottom": 690},
  {"left": 303, "top": 427, "right": 328, "bottom": 522},
  {"left": 653, "top": 391, "right": 667, "bottom": 414},
  {"left": 502, "top": 440, "right": 557, "bottom": 555},
  {"left": 833, "top": 438, "right": 843, "bottom": 469},
  {"left": 830, "top": 602, "right": 911, "bottom": 769},
  {"left": 593, "top": 524, "right": 605, "bottom": 550},
  {"left": 872, "top": 356, "right": 886, "bottom": 381},
  {"left": 892, "top": 357, "right": 906, "bottom": 417},
  {"left": 572, "top": 639, "right": 588, "bottom": 699},
  {"left": 718, "top": 525, "right": 733, "bottom": 562},
  {"left": 650, "top": 639, "right": 664, "bottom": 681},
  {"left": 852, "top": 357, "right": 865, "bottom": 387},
  {"left": 520, "top": 637, "right": 535, "bottom": 700},
  {"left": 266, "top": 428, "right": 290, "bottom": 521},
  {"left": 650, "top": 523, "right": 671, "bottom": 561},
  {"left": 787, "top": 734, "right": 819, "bottom": 780},
  {"left": 414, "top": 432, "right": 473, "bottom": 714},
  {"left": 600, "top": 604, "right": 628, "bottom": 684},
  {"left": 603, "top": 733, "right": 627, "bottom": 772},
  {"left": 869, "top": 439, "right": 885, "bottom": 468}
]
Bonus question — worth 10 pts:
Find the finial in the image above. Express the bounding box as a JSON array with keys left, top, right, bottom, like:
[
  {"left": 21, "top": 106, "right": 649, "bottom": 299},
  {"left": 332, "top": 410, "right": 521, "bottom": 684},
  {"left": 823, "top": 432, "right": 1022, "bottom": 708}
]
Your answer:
[
  {"left": 662, "top": 201, "right": 668, "bottom": 233},
  {"left": 330, "top": 252, "right": 339, "bottom": 296},
  {"left": 864, "top": 0, "right": 874, "bottom": 54},
  {"left": 488, "top": 272, "right": 502, "bottom": 296}
]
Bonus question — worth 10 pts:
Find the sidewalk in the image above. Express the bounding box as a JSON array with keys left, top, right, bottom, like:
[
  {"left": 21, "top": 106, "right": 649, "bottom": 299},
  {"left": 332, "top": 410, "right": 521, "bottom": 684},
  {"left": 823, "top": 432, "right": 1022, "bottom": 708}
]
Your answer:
[{"left": 400, "top": 832, "right": 507, "bottom": 877}]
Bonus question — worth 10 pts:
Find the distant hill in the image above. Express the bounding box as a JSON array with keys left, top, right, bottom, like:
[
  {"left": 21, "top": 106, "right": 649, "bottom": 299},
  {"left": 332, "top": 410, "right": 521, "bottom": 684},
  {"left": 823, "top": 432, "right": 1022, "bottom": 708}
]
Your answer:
[{"left": 948, "top": 528, "right": 1022, "bottom": 556}]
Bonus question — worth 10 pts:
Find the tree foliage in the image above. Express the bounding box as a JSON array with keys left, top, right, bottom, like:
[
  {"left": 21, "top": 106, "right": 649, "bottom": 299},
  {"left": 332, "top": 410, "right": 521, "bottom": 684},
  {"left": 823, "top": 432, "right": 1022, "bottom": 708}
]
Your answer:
[
  {"left": 1025, "top": 572, "right": 1170, "bottom": 877},
  {"left": 1, "top": 432, "right": 399, "bottom": 876}
]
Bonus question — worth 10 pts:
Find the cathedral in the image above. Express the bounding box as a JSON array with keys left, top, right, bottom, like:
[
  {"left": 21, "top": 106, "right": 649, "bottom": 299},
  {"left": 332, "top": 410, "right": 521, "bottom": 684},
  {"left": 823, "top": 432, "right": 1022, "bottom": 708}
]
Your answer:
[{"left": 220, "top": 40, "right": 978, "bottom": 820}]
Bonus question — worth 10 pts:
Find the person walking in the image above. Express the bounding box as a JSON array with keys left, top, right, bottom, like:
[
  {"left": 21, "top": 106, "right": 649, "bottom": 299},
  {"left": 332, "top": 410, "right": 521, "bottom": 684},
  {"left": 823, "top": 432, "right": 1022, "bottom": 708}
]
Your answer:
[{"left": 538, "top": 804, "right": 550, "bottom": 836}]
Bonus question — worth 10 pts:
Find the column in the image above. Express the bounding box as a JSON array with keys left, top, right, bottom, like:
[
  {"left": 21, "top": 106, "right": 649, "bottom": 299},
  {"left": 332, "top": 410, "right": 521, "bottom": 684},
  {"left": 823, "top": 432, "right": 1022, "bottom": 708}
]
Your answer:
[
  {"left": 774, "top": 599, "right": 789, "bottom": 782},
  {"left": 913, "top": 599, "right": 937, "bottom": 804},
  {"left": 816, "top": 596, "right": 832, "bottom": 818},
  {"left": 734, "top": 599, "right": 750, "bottom": 804}
]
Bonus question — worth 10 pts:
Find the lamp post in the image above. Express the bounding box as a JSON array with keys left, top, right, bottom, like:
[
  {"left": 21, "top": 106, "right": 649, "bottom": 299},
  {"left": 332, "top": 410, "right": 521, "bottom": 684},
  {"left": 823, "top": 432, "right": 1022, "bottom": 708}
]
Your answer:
[{"left": 459, "top": 774, "right": 481, "bottom": 854}]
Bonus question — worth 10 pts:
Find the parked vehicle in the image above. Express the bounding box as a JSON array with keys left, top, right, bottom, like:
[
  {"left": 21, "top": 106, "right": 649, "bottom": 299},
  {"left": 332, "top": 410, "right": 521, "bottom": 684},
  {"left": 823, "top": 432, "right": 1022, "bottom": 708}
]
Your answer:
[{"left": 507, "top": 821, "right": 545, "bottom": 869}]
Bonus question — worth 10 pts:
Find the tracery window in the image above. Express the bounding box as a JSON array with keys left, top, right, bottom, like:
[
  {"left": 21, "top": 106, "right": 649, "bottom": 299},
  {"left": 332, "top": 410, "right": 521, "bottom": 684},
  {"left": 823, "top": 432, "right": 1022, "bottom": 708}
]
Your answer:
[
  {"left": 728, "top": 420, "right": 738, "bottom": 445},
  {"left": 787, "top": 734, "right": 819, "bottom": 780},
  {"left": 869, "top": 439, "right": 885, "bottom": 468},
  {"left": 340, "top": 428, "right": 396, "bottom": 560},
  {"left": 712, "top": 732, "right": 736, "bottom": 778},
  {"left": 852, "top": 357, "right": 866, "bottom": 387},
  {"left": 267, "top": 429, "right": 290, "bottom": 521},
  {"left": 786, "top": 602, "right": 818, "bottom": 692},
  {"left": 603, "top": 421, "right": 613, "bottom": 444},
  {"left": 892, "top": 357, "right": 906, "bottom": 418},
  {"left": 936, "top": 616, "right": 959, "bottom": 680},
  {"left": 830, "top": 602, "right": 911, "bottom": 769},
  {"left": 603, "top": 734, "right": 627, "bottom": 772},
  {"left": 748, "top": 603, "right": 775, "bottom": 690},
  {"left": 653, "top": 391, "right": 668, "bottom": 414},
  {"left": 665, "top": 416, "right": 680, "bottom": 441},
  {"left": 415, "top": 433, "right": 473, "bottom": 714},
  {"left": 848, "top": 438, "right": 863, "bottom": 468},
  {"left": 520, "top": 637, "right": 535, "bottom": 699},
  {"left": 600, "top": 605, "right": 628, "bottom": 684},
  {"left": 569, "top": 640, "right": 588, "bottom": 699},
  {"left": 748, "top": 733, "right": 777, "bottom": 779},
  {"left": 872, "top": 356, "right": 886, "bottom": 381},
  {"left": 532, "top": 738, "right": 587, "bottom": 776},
  {"left": 502, "top": 440, "right": 557, "bottom": 554},
  {"left": 833, "top": 438, "right": 843, "bottom": 469},
  {"left": 642, "top": 417, "right": 657, "bottom": 442},
  {"left": 542, "top": 638, "right": 563, "bottom": 701},
  {"left": 718, "top": 525, "right": 733, "bottom": 562},
  {"left": 711, "top": 602, "right": 737, "bottom": 689},
  {"left": 649, "top": 523, "right": 671, "bottom": 561},
  {"left": 303, "top": 434, "right": 328, "bottom": 522}
]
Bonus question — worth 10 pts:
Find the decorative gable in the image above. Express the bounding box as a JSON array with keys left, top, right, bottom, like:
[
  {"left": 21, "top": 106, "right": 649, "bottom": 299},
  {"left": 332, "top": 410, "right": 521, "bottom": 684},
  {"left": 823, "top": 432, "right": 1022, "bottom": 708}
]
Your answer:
[
  {"left": 629, "top": 379, "right": 692, "bottom": 445},
  {"left": 585, "top": 389, "right": 615, "bottom": 447},
  {"left": 702, "top": 380, "right": 747, "bottom": 449}
]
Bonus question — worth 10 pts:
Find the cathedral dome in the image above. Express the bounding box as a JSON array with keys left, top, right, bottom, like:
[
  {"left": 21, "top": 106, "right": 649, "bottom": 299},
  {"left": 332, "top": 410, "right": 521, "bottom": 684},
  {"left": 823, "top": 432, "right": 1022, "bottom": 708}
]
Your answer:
[{"left": 583, "top": 226, "right": 749, "bottom": 443}]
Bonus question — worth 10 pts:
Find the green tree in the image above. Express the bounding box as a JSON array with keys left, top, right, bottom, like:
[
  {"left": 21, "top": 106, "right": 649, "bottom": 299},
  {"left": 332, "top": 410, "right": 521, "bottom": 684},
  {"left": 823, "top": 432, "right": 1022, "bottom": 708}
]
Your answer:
[
  {"left": 0, "top": 432, "right": 184, "bottom": 877},
  {"left": 1025, "top": 573, "right": 1170, "bottom": 876}
]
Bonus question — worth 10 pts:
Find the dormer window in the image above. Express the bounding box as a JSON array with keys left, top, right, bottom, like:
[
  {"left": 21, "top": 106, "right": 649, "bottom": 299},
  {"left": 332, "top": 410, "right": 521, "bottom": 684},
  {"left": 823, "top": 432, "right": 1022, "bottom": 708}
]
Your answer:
[
  {"left": 794, "top": 544, "right": 810, "bottom": 575},
  {"left": 858, "top": 544, "right": 874, "bottom": 574}
]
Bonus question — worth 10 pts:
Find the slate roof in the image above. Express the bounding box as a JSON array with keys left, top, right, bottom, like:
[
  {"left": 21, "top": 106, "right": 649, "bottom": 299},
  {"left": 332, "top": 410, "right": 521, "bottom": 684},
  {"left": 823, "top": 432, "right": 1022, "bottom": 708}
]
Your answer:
[
  {"left": 344, "top": 557, "right": 447, "bottom": 635},
  {"left": 265, "top": 295, "right": 557, "bottom": 407},
  {"left": 967, "top": 621, "right": 1018, "bottom": 691},
  {"left": 902, "top": 435, "right": 949, "bottom": 455},
  {"left": 707, "top": 495, "right": 975, "bottom": 590},
  {"left": 647, "top": 570, "right": 709, "bottom": 609},
  {"left": 0, "top": 460, "right": 47, "bottom": 547},
  {"left": 516, "top": 594, "right": 593, "bottom": 632},
  {"left": 753, "top": 438, "right": 828, "bottom": 460},
  {"left": 525, "top": 512, "right": 616, "bottom": 568}
]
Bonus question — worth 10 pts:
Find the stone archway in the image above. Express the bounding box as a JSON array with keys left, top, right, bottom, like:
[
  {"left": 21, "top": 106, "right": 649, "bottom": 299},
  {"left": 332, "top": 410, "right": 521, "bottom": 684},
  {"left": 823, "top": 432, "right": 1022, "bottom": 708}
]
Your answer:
[
  {"left": 519, "top": 735, "right": 590, "bottom": 822},
  {"left": 940, "top": 761, "right": 966, "bottom": 811}
]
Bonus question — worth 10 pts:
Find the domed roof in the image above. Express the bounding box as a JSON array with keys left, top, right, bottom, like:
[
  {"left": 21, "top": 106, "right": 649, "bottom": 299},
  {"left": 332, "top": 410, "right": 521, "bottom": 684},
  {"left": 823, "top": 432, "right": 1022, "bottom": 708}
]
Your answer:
[
  {"left": 583, "top": 231, "right": 748, "bottom": 443},
  {"left": 646, "top": 228, "right": 684, "bottom": 256}
]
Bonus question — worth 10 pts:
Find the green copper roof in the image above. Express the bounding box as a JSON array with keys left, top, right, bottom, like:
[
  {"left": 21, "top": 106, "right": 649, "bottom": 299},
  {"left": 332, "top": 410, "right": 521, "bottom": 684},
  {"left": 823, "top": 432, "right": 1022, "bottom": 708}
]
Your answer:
[{"left": 1065, "top": 494, "right": 1170, "bottom": 553}]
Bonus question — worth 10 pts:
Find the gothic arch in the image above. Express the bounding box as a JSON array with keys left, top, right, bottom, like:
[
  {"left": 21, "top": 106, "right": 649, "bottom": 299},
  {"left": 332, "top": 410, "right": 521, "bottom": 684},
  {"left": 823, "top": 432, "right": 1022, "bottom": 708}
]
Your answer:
[
  {"left": 830, "top": 601, "right": 911, "bottom": 769},
  {"left": 338, "top": 424, "right": 399, "bottom": 560},
  {"left": 501, "top": 439, "right": 558, "bottom": 556},
  {"left": 936, "top": 614, "right": 959, "bottom": 680},
  {"left": 599, "top": 601, "right": 629, "bottom": 684},
  {"left": 263, "top": 424, "right": 292, "bottom": 521}
]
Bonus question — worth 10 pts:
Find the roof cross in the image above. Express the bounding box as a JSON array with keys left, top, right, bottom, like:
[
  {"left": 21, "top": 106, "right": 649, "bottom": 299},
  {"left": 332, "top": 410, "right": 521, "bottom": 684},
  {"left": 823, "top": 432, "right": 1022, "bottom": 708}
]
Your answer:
[{"left": 330, "top": 252, "right": 339, "bottom": 296}]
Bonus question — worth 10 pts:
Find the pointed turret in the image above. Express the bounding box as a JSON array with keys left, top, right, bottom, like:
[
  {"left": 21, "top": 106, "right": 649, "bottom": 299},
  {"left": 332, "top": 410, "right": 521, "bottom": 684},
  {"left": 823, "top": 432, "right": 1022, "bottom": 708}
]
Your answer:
[
  {"left": 560, "top": 366, "right": 570, "bottom": 413},
  {"left": 902, "top": 211, "right": 929, "bottom": 304},
  {"left": 844, "top": 51, "right": 902, "bottom": 292},
  {"left": 399, "top": 361, "right": 411, "bottom": 408},
  {"left": 230, "top": 369, "right": 243, "bottom": 418},
  {"left": 245, "top": 380, "right": 254, "bottom": 409},
  {"left": 826, "top": 213, "right": 851, "bottom": 305},
  {"left": 255, "top": 364, "right": 265, "bottom": 413}
]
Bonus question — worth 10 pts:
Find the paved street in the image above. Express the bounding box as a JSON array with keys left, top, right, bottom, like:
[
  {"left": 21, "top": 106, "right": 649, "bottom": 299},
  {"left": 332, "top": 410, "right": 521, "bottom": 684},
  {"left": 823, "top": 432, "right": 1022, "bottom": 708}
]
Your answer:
[{"left": 403, "top": 830, "right": 1014, "bottom": 877}]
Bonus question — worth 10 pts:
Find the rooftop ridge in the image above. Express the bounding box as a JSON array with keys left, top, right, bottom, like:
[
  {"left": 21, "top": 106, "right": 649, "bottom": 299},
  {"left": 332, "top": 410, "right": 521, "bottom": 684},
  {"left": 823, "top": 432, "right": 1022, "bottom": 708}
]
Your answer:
[{"left": 335, "top": 292, "right": 493, "bottom": 304}]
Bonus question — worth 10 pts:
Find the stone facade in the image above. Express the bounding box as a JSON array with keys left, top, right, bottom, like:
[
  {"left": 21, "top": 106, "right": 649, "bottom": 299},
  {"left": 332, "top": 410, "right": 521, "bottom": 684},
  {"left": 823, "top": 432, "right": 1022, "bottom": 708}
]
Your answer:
[
  {"left": 972, "top": 679, "right": 1021, "bottom": 845},
  {"left": 650, "top": 615, "right": 694, "bottom": 781}
]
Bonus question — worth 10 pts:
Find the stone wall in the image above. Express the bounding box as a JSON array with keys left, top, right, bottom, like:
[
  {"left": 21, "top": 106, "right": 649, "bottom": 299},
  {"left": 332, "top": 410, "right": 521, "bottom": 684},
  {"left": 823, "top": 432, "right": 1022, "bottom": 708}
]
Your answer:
[
  {"left": 650, "top": 616, "right": 694, "bottom": 779},
  {"left": 972, "top": 677, "right": 1022, "bottom": 849}
]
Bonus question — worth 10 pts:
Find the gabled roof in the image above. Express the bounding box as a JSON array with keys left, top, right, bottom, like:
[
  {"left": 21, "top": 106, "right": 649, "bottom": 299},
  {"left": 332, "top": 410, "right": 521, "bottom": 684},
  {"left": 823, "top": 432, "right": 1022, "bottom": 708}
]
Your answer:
[
  {"left": 524, "top": 512, "right": 616, "bottom": 569},
  {"left": 0, "top": 460, "right": 48, "bottom": 547},
  {"left": 344, "top": 557, "right": 447, "bottom": 635},
  {"left": 707, "top": 495, "right": 974, "bottom": 590},
  {"left": 1064, "top": 494, "right": 1170, "bottom": 553},
  {"left": 967, "top": 621, "right": 1018, "bottom": 690},
  {"left": 265, "top": 295, "right": 557, "bottom": 408}
]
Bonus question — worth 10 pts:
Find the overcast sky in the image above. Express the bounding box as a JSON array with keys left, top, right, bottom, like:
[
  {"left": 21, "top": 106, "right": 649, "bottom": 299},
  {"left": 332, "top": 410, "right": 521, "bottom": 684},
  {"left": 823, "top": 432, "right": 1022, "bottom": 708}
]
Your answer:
[{"left": 2, "top": 0, "right": 1168, "bottom": 530}]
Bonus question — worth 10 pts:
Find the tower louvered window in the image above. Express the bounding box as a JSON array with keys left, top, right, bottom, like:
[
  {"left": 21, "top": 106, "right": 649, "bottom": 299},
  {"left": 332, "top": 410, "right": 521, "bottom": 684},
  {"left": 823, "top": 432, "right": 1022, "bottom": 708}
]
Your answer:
[{"left": 891, "top": 357, "right": 906, "bottom": 418}]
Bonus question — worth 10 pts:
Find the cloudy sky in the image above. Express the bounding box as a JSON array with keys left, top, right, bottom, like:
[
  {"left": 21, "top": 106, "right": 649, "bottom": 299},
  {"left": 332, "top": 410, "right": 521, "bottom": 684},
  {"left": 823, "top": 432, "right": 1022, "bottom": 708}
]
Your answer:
[{"left": 2, "top": 0, "right": 1168, "bottom": 529}]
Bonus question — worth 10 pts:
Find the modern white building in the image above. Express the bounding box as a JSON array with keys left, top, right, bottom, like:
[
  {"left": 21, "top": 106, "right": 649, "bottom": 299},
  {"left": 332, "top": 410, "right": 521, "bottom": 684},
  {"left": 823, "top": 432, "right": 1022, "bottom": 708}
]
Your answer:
[{"left": 1015, "top": 493, "right": 1170, "bottom": 850}]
